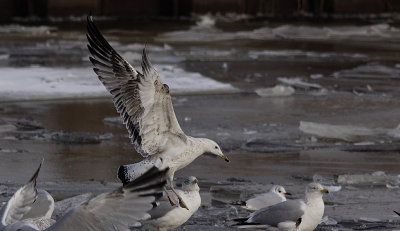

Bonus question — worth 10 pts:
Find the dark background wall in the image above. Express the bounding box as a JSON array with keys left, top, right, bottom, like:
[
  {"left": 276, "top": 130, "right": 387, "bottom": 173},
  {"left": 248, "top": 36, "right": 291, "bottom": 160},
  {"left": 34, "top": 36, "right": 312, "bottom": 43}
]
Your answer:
[{"left": 1, "top": 0, "right": 400, "bottom": 22}]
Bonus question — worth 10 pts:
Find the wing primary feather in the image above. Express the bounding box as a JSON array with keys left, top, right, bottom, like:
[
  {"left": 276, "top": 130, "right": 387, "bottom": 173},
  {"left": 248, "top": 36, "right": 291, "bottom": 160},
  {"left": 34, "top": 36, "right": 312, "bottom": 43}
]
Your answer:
[
  {"left": 141, "top": 48, "right": 152, "bottom": 74},
  {"left": 87, "top": 44, "right": 110, "bottom": 63},
  {"left": 87, "top": 34, "right": 112, "bottom": 58},
  {"left": 89, "top": 57, "right": 111, "bottom": 69}
]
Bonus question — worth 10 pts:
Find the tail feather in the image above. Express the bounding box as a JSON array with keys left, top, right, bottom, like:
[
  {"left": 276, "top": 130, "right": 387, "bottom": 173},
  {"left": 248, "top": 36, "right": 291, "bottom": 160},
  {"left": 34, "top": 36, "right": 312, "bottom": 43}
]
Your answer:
[
  {"left": 117, "top": 165, "right": 129, "bottom": 184},
  {"left": 117, "top": 159, "right": 163, "bottom": 185}
]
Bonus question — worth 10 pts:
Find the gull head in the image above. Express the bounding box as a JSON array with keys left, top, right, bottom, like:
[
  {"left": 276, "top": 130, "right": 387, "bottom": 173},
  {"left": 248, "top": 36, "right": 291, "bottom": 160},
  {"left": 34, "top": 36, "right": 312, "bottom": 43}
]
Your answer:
[
  {"left": 305, "top": 182, "right": 329, "bottom": 199},
  {"left": 272, "top": 185, "right": 291, "bottom": 199},
  {"left": 201, "top": 138, "right": 229, "bottom": 162},
  {"left": 182, "top": 176, "right": 200, "bottom": 192}
]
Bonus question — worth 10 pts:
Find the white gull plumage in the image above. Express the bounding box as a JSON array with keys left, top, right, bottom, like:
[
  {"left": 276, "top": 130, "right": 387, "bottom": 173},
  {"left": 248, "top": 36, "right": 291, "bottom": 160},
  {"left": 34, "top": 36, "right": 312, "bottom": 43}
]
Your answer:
[
  {"left": 242, "top": 185, "right": 291, "bottom": 211},
  {"left": 0, "top": 160, "right": 55, "bottom": 231},
  {"left": 0, "top": 161, "right": 169, "bottom": 231},
  {"left": 86, "top": 16, "right": 229, "bottom": 209},
  {"left": 241, "top": 183, "right": 329, "bottom": 231},
  {"left": 143, "top": 176, "right": 201, "bottom": 231}
]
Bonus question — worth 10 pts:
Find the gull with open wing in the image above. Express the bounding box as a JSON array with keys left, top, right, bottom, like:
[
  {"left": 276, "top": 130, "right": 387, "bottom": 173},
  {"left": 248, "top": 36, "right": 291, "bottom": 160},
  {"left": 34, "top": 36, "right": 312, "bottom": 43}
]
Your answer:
[{"left": 86, "top": 16, "right": 229, "bottom": 209}]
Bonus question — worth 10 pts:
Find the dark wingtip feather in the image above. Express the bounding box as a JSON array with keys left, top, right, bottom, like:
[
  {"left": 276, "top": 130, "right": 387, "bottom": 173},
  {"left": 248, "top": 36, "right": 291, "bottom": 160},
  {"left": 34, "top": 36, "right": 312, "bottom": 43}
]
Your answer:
[
  {"left": 28, "top": 159, "right": 43, "bottom": 186},
  {"left": 87, "top": 15, "right": 93, "bottom": 24},
  {"left": 394, "top": 210, "right": 400, "bottom": 216}
]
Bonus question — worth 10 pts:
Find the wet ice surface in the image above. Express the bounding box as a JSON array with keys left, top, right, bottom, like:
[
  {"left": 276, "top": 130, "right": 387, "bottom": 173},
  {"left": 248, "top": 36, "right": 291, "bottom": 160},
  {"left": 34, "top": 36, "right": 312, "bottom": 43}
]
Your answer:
[{"left": 1, "top": 16, "right": 400, "bottom": 230}]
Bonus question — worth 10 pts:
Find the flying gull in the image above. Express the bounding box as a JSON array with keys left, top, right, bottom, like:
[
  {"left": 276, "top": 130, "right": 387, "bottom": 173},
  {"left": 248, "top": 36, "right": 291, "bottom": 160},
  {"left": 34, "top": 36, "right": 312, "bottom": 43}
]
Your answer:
[
  {"left": 86, "top": 16, "right": 229, "bottom": 209},
  {"left": 0, "top": 161, "right": 168, "bottom": 231},
  {"left": 141, "top": 176, "right": 201, "bottom": 231},
  {"left": 240, "top": 185, "right": 291, "bottom": 211},
  {"left": 237, "top": 183, "right": 329, "bottom": 231}
]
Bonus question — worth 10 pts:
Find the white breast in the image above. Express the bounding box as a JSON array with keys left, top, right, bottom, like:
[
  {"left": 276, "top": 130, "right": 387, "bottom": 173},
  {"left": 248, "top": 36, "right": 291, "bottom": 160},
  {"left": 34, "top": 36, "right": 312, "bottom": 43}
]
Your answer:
[
  {"left": 154, "top": 190, "right": 201, "bottom": 231},
  {"left": 299, "top": 199, "right": 324, "bottom": 231}
]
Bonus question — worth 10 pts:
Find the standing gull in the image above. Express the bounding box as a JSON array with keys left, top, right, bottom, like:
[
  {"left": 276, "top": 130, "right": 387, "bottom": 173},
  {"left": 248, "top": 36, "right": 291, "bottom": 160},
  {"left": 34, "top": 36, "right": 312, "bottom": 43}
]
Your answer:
[
  {"left": 0, "top": 160, "right": 55, "bottom": 231},
  {"left": 0, "top": 162, "right": 169, "bottom": 231},
  {"left": 237, "top": 183, "right": 329, "bottom": 231},
  {"left": 142, "top": 176, "right": 201, "bottom": 231},
  {"left": 241, "top": 185, "right": 291, "bottom": 211},
  {"left": 86, "top": 16, "right": 229, "bottom": 209}
]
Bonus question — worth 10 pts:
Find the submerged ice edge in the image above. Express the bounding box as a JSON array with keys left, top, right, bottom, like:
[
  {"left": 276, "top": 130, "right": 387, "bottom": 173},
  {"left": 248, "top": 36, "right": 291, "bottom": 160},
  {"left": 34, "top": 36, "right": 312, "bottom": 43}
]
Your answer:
[{"left": 0, "top": 65, "right": 237, "bottom": 102}]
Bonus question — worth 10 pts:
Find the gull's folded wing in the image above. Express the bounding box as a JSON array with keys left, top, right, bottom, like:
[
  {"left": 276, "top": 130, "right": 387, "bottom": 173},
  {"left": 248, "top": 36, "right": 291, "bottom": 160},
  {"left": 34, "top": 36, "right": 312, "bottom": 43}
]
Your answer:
[
  {"left": 0, "top": 161, "right": 42, "bottom": 228},
  {"left": 248, "top": 199, "right": 305, "bottom": 226}
]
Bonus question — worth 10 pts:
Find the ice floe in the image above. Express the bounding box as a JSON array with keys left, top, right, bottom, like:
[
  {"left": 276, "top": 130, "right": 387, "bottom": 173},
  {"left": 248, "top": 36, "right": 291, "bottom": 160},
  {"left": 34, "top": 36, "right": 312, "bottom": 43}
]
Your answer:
[
  {"left": 332, "top": 63, "right": 400, "bottom": 80},
  {"left": 278, "top": 77, "right": 324, "bottom": 90},
  {"left": 255, "top": 85, "right": 295, "bottom": 97},
  {"left": 0, "top": 24, "right": 56, "bottom": 35},
  {"left": 0, "top": 65, "right": 236, "bottom": 101},
  {"left": 337, "top": 171, "right": 400, "bottom": 186},
  {"left": 299, "top": 121, "right": 400, "bottom": 142},
  {"left": 158, "top": 22, "right": 400, "bottom": 43}
]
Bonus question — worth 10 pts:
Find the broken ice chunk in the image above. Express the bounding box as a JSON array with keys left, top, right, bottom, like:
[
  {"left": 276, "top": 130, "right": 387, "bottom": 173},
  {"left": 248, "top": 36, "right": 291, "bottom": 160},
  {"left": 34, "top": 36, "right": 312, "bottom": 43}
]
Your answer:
[{"left": 255, "top": 85, "right": 295, "bottom": 97}]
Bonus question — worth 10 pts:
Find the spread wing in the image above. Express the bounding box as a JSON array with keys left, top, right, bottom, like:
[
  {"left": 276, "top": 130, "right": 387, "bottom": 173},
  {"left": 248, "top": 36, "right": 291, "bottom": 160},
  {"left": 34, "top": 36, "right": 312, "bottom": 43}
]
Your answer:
[
  {"left": 0, "top": 161, "right": 42, "bottom": 228},
  {"left": 87, "top": 16, "right": 187, "bottom": 157},
  {"left": 248, "top": 199, "right": 305, "bottom": 226},
  {"left": 46, "top": 166, "right": 168, "bottom": 231}
]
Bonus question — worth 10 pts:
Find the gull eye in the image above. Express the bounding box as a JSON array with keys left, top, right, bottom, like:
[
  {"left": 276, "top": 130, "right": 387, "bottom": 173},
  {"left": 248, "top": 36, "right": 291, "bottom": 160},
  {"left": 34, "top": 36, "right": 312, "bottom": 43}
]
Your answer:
[
  {"left": 278, "top": 190, "right": 281, "bottom": 193},
  {"left": 215, "top": 146, "right": 218, "bottom": 149}
]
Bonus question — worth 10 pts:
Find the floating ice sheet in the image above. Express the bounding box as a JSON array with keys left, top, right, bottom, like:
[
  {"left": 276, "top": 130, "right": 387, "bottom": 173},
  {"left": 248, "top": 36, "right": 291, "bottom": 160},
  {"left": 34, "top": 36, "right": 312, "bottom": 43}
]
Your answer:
[
  {"left": 337, "top": 171, "right": 400, "bottom": 186},
  {"left": 0, "top": 65, "right": 236, "bottom": 101},
  {"left": 299, "top": 121, "right": 400, "bottom": 142},
  {"left": 332, "top": 63, "right": 400, "bottom": 79},
  {"left": 0, "top": 24, "right": 56, "bottom": 35},
  {"left": 158, "top": 21, "right": 400, "bottom": 43}
]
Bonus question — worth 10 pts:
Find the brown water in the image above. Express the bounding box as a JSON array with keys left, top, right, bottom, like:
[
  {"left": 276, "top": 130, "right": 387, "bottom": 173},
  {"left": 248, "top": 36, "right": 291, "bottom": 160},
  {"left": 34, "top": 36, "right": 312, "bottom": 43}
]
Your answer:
[{"left": 0, "top": 93, "right": 399, "bottom": 183}]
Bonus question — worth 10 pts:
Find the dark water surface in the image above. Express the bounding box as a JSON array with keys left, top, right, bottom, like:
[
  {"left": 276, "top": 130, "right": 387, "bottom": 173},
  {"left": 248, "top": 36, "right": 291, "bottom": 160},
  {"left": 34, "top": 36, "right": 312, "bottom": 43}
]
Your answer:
[{"left": 0, "top": 18, "right": 400, "bottom": 229}]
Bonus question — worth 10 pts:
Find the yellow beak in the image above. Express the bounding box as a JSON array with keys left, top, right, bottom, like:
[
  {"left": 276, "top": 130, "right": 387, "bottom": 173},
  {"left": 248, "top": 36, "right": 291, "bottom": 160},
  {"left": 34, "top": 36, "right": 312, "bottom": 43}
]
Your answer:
[
  {"left": 221, "top": 154, "right": 230, "bottom": 162},
  {"left": 320, "top": 189, "right": 329, "bottom": 194}
]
